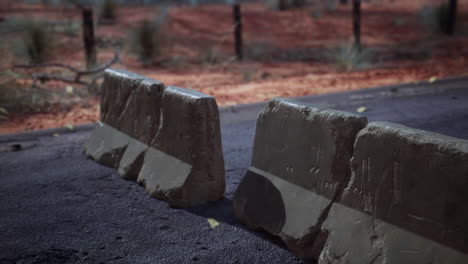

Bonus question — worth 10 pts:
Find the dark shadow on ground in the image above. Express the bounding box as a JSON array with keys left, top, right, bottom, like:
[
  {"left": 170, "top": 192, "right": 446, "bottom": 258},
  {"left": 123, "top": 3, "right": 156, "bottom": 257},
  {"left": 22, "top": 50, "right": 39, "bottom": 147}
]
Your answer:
[{"left": 184, "top": 198, "right": 317, "bottom": 264}]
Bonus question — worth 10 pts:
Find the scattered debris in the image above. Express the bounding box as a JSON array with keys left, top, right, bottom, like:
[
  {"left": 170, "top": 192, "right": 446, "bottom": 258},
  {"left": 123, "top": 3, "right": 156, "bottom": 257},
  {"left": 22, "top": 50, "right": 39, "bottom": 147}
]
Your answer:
[
  {"left": 0, "top": 107, "right": 8, "bottom": 121},
  {"left": 159, "top": 224, "right": 170, "bottom": 230},
  {"left": 10, "top": 143, "right": 22, "bottom": 151},
  {"left": 0, "top": 141, "right": 37, "bottom": 152},
  {"left": 0, "top": 107, "right": 8, "bottom": 115},
  {"left": 207, "top": 218, "right": 220, "bottom": 229},
  {"left": 356, "top": 106, "right": 367, "bottom": 113},
  {"left": 65, "top": 85, "right": 74, "bottom": 94}
]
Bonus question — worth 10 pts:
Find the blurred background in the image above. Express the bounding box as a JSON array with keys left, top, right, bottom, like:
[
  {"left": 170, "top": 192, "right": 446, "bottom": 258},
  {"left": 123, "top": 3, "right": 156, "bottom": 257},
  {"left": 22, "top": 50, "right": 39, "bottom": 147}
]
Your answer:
[{"left": 0, "top": 0, "right": 467, "bottom": 134}]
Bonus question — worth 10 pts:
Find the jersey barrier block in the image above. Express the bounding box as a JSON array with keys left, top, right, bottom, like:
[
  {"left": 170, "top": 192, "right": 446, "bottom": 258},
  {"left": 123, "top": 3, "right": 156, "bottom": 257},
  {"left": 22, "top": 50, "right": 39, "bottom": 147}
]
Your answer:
[{"left": 84, "top": 69, "right": 225, "bottom": 207}]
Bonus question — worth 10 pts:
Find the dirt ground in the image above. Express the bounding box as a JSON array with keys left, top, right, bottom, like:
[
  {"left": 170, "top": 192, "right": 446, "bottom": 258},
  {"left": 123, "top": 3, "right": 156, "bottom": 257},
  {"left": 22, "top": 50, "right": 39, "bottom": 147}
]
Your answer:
[{"left": 1, "top": 0, "right": 468, "bottom": 134}]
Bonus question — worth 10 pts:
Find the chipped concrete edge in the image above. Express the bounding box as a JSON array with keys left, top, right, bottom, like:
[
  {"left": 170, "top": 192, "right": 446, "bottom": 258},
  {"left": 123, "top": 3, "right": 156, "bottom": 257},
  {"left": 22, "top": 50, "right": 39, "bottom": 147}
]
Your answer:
[
  {"left": 235, "top": 97, "right": 368, "bottom": 259},
  {"left": 320, "top": 202, "right": 468, "bottom": 264},
  {"left": 236, "top": 97, "right": 468, "bottom": 262},
  {"left": 318, "top": 121, "right": 468, "bottom": 263}
]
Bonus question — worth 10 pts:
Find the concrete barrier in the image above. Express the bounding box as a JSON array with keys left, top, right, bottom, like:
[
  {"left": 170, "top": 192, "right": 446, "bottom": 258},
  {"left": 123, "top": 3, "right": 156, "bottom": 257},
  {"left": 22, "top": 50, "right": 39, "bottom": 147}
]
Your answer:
[
  {"left": 232, "top": 98, "right": 368, "bottom": 259},
  {"left": 84, "top": 69, "right": 164, "bottom": 169},
  {"left": 137, "top": 86, "right": 225, "bottom": 207},
  {"left": 84, "top": 69, "right": 225, "bottom": 207},
  {"left": 319, "top": 122, "right": 468, "bottom": 264}
]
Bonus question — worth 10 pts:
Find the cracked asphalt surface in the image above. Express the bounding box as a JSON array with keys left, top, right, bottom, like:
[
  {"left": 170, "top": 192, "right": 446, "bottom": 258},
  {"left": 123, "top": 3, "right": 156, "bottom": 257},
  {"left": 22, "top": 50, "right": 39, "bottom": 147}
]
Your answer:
[{"left": 1, "top": 77, "right": 468, "bottom": 264}]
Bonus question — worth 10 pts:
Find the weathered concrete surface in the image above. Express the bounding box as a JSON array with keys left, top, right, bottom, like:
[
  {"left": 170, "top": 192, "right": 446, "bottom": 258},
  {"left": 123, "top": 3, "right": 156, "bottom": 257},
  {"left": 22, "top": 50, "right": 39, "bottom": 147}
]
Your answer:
[
  {"left": 3, "top": 77, "right": 468, "bottom": 264},
  {"left": 137, "top": 86, "right": 225, "bottom": 207},
  {"left": 85, "top": 70, "right": 225, "bottom": 207},
  {"left": 84, "top": 68, "right": 164, "bottom": 169},
  {"left": 319, "top": 122, "right": 468, "bottom": 263},
  {"left": 320, "top": 203, "right": 468, "bottom": 264},
  {"left": 100, "top": 69, "right": 164, "bottom": 145},
  {"left": 233, "top": 98, "right": 367, "bottom": 259}
]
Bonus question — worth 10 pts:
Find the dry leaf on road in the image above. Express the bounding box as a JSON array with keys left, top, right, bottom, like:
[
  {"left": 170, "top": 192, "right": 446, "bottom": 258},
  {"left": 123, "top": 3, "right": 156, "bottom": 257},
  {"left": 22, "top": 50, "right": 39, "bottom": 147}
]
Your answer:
[
  {"left": 356, "top": 106, "right": 367, "bottom": 113},
  {"left": 207, "top": 218, "right": 220, "bottom": 229},
  {"left": 64, "top": 124, "right": 74, "bottom": 131},
  {"left": 65, "top": 86, "right": 74, "bottom": 94}
]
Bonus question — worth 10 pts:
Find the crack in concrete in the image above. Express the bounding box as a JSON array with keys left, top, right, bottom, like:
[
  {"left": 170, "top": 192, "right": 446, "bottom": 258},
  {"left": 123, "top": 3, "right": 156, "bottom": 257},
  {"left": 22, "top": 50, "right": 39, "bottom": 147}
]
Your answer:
[
  {"left": 310, "top": 123, "right": 367, "bottom": 262},
  {"left": 116, "top": 79, "right": 145, "bottom": 127}
]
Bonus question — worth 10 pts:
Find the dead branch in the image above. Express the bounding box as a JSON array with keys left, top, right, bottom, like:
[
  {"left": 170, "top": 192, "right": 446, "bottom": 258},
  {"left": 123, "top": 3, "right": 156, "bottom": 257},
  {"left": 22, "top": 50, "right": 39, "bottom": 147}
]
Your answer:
[
  {"left": 14, "top": 49, "right": 121, "bottom": 94},
  {"left": 14, "top": 62, "right": 81, "bottom": 73},
  {"left": 32, "top": 74, "right": 89, "bottom": 86}
]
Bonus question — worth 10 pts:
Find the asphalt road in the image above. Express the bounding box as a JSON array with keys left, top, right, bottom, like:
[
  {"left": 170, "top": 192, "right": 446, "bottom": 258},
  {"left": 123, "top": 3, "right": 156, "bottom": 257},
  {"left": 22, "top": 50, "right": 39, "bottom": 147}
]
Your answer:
[{"left": 1, "top": 77, "right": 468, "bottom": 264}]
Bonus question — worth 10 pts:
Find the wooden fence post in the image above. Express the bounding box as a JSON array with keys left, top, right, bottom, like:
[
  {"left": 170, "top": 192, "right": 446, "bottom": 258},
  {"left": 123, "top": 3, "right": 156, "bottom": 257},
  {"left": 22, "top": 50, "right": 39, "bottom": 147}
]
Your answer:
[
  {"left": 233, "top": 3, "right": 243, "bottom": 61},
  {"left": 447, "top": 0, "right": 457, "bottom": 35},
  {"left": 82, "top": 7, "right": 97, "bottom": 68},
  {"left": 352, "top": 0, "right": 361, "bottom": 51}
]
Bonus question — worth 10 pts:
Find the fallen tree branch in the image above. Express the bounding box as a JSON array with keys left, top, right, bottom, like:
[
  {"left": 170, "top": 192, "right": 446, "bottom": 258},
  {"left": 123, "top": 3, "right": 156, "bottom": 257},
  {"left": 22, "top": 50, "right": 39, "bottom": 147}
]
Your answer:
[
  {"left": 14, "top": 48, "right": 121, "bottom": 94},
  {"left": 77, "top": 49, "right": 121, "bottom": 76},
  {"left": 32, "top": 74, "right": 89, "bottom": 86},
  {"left": 14, "top": 62, "right": 82, "bottom": 73}
]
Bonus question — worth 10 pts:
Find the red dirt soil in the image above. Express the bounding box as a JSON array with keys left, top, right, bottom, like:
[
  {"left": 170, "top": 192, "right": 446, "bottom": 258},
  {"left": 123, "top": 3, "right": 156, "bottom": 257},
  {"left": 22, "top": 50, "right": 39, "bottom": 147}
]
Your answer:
[{"left": 1, "top": 0, "right": 468, "bottom": 134}]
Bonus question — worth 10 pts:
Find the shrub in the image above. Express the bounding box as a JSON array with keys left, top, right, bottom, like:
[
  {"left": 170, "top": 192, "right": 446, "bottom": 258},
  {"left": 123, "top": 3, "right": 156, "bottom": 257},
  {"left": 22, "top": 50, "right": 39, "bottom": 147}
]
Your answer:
[
  {"left": 328, "top": 43, "right": 373, "bottom": 72},
  {"left": 51, "top": 20, "right": 80, "bottom": 37},
  {"left": 131, "top": 10, "right": 169, "bottom": 65},
  {"left": 189, "top": 0, "right": 198, "bottom": 7},
  {"left": 100, "top": 0, "right": 117, "bottom": 22},
  {"left": 435, "top": 2, "right": 451, "bottom": 34},
  {"left": 241, "top": 67, "right": 257, "bottom": 82},
  {"left": 0, "top": 70, "right": 51, "bottom": 113},
  {"left": 393, "top": 17, "right": 406, "bottom": 27},
  {"left": 308, "top": 0, "right": 339, "bottom": 20},
  {"left": 244, "top": 40, "right": 274, "bottom": 61},
  {"left": 265, "top": 0, "right": 305, "bottom": 11},
  {"left": 200, "top": 47, "right": 222, "bottom": 64},
  {"left": 137, "top": 20, "right": 158, "bottom": 64},
  {"left": 324, "top": 0, "right": 338, "bottom": 11},
  {"left": 419, "top": 3, "right": 454, "bottom": 35},
  {"left": 310, "top": 8, "right": 323, "bottom": 19},
  {"left": 22, "top": 20, "right": 50, "bottom": 64}
]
